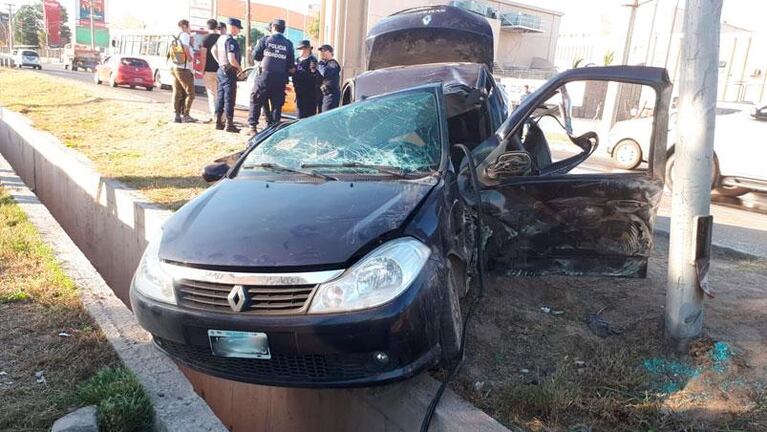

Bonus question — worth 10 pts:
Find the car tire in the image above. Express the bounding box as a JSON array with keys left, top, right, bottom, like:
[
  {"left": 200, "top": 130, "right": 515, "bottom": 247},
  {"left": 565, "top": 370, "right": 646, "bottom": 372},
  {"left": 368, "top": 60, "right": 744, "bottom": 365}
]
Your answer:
[
  {"left": 439, "top": 261, "right": 464, "bottom": 371},
  {"left": 145, "top": 86, "right": 153, "bottom": 92},
  {"left": 94, "top": 73, "right": 101, "bottom": 85},
  {"left": 665, "top": 151, "right": 719, "bottom": 192},
  {"left": 72, "top": 64, "right": 78, "bottom": 72},
  {"left": 612, "top": 139, "right": 643, "bottom": 170},
  {"left": 110, "top": 74, "right": 118, "bottom": 87},
  {"left": 129, "top": 85, "right": 135, "bottom": 89}
]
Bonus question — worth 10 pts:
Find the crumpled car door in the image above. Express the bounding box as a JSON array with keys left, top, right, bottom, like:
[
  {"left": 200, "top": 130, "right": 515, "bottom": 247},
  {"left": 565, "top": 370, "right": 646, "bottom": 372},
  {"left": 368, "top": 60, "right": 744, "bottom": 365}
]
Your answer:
[{"left": 475, "top": 66, "right": 672, "bottom": 277}]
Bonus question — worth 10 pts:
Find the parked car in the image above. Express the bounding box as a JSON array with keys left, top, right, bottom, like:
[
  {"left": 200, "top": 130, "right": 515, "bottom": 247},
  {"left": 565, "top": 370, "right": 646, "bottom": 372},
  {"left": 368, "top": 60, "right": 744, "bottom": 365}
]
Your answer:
[
  {"left": 94, "top": 56, "right": 154, "bottom": 91},
  {"left": 130, "top": 6, "right": 671, "bottom": 388},
  {"left": 235, "top": 66, "right": 297, "bottom": 118},
  {"left": 751, "top": 104, "right": 767, "bottom": 121},
  {"left": 12, "top": 50, "right": 41, "bottom": 69},
  {"left": 606, "top": 106, "right": 767, "bottom": 196}
]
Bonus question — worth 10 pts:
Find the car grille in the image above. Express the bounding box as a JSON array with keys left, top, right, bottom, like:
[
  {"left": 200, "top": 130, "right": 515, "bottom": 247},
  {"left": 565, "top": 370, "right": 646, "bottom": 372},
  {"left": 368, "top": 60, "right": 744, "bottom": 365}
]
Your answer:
[
  {"left": 176, "top": 279, "right": 316, "bottom": 315},
  {"left": 154, "top": 337, "right": 377, "bottom": 384}
]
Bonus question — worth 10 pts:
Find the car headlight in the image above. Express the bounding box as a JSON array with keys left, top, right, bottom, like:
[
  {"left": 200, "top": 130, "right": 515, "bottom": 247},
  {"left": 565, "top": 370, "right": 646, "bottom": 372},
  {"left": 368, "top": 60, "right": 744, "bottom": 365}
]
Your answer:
[
  {"left": 132, "top": 236, "right": 176, "bottom": 305},
  {"left": 308, "top": 237, "right": 431, "bottom": 314}
]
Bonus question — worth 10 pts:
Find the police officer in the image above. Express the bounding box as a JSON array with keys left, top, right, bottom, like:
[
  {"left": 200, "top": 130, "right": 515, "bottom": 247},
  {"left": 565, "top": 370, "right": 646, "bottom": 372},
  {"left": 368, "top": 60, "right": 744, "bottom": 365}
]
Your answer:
[
  {"left": 212, "top": 18, "right": 243, "bottom": 133},
  {"left": 293, "top": 40, "right": 319, "bottom": 119},
  {"left": 249, "top": 19, "right": 295, "bottom": 134},
  {"left": 317, "top": 44, "right": 341, "bottom": 112}
]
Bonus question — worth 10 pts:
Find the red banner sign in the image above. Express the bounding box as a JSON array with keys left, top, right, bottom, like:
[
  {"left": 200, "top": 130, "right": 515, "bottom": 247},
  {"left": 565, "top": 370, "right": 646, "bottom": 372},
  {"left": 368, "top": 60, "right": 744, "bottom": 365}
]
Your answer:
[{"left": 44, "top": 0, "right": 62, "bottom": 46}]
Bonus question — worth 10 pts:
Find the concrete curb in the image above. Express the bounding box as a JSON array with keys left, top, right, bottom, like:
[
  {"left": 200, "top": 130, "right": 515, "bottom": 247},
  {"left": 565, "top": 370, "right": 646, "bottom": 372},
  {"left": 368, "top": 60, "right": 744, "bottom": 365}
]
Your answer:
[
  {"left": 0, "top": 154, "right": 227, "bottom": 432},
  {"left": 0, "top": 107, "right": 510, "bottom": 431}
]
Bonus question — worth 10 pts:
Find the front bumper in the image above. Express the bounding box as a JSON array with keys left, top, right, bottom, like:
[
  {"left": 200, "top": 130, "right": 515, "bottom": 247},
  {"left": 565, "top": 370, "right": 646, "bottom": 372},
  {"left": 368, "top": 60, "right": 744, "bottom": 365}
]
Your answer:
[{"left": 130, "top": 260, "right": 444, "bottom": 388}]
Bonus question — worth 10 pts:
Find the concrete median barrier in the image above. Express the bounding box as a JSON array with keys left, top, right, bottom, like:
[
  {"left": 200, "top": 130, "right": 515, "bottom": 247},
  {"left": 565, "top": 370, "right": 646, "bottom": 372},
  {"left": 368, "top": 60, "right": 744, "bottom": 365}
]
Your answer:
[{"left": 0, "top": 107, "right": 509, "bottom": 432}]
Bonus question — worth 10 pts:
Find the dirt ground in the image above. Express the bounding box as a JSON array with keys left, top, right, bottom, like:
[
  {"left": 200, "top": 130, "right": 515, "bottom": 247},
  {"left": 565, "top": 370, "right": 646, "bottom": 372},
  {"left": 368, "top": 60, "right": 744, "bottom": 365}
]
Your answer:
[
  {"left": 0, "top": 188, "right": 120, "bottom": 430},
  {"left": 451, "top": 235, "right": 767, "bottom": 431}
]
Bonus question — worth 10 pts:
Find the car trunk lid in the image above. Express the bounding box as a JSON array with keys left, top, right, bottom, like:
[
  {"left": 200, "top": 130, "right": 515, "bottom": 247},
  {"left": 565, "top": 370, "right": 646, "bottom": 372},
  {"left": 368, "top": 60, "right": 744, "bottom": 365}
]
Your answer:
[{"left": 365, "top": 5, "right": 494, "bottom": 71}]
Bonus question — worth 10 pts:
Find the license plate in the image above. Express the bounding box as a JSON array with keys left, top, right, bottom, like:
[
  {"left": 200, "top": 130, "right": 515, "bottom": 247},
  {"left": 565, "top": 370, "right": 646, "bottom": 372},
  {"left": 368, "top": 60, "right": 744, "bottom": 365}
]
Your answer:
[
  {"left": 133, "top": 78, "right": 143, "bottom": 83},
  {"left": 208, "top": 330, "right": 271, "bottom": 359}
]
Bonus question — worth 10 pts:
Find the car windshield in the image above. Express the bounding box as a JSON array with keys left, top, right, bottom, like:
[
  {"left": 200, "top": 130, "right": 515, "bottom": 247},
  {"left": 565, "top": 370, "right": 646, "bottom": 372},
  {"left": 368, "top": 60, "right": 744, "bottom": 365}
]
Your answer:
[
  {"left": 239, "top": 90, "right": 442, "bottom": 175},
  {"left": 121, "top": 58, "right": 148, "bottom": 67}
]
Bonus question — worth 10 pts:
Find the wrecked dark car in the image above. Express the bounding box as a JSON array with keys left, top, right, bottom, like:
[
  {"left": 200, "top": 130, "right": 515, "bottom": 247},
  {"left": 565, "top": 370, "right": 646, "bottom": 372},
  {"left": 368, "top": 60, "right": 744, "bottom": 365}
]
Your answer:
[{"left": 130, "top": 6, "right": 672, "bottom": 388}]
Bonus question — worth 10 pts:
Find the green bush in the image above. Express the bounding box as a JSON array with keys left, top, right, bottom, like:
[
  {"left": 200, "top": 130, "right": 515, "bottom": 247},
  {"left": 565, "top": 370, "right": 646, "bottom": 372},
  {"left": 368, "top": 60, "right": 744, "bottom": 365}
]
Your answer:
[{"left": 73, "top": 367, "right": 154, "bottom": 432}]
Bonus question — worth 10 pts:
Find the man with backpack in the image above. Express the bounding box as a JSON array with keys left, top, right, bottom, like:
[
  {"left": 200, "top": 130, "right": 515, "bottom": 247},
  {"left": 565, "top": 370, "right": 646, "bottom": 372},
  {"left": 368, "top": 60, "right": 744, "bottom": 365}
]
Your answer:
[
  {"left": 211, "top": 18, "right": 243, "bottom": 133},
  {"left": 169, "top": 19, "right": 196, "bottom": 123}
]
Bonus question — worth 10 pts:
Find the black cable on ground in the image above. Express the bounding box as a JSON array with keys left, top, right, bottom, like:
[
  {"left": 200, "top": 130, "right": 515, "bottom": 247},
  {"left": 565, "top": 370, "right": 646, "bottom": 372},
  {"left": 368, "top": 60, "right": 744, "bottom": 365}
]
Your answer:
[{"left": 420, "top": 144, "right": 487, "bottom": 432}]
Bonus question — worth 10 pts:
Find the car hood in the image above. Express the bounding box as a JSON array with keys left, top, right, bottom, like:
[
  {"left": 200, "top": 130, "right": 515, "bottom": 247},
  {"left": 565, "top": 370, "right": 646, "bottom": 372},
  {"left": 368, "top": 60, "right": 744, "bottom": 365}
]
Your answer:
[
  {"left": 365, "top": 5, "right": 494, "bottom": 71},
  {"left": 159, "top": 178, "right": 437, "bottom": 269}
]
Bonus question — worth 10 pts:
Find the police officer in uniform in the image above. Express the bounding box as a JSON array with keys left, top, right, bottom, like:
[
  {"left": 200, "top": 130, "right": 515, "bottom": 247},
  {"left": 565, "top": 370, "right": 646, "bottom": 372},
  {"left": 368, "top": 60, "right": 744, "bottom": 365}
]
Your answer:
[
  {"left": 317, "top": 44, "right": 341, "bottom": 112},
  {"left": 249, "top": 19, "right": 295, "bottom": 134},
  {"left": 212, "top": 18, "right": 243, "bottom": 133},
  {"left": 293, "top": 40, "right": 319, "bottom": 119}
]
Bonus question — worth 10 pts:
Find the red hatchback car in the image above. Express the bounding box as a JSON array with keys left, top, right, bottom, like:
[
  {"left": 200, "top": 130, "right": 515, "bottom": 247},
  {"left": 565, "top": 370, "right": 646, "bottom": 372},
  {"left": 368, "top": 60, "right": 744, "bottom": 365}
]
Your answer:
[{"left": 94, "top": 56, "right": 154, "bottom": 91}]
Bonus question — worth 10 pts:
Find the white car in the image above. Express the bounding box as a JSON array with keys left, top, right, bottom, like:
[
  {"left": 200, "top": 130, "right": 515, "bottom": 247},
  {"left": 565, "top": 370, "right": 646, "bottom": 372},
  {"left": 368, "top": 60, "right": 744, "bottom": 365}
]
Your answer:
[
  {"left": 606, "top": 107, "right": 767, "bottom": 196},
  {"left": 13, "top": 50, "right": 42, "bottom": 70}
]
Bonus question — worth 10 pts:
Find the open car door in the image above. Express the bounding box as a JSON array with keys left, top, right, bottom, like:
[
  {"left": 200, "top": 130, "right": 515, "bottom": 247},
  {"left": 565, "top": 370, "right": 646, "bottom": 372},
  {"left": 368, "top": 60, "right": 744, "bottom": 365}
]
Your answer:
[{"left": 474, "top": 66, "right": 672, "bottom": 277}]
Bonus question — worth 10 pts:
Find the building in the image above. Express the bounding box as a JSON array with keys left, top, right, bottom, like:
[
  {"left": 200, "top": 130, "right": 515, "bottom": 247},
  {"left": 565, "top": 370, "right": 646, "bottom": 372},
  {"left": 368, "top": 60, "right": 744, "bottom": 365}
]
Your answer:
[{"left": 319, "top": 0, "right": 562, "bottom": 80}]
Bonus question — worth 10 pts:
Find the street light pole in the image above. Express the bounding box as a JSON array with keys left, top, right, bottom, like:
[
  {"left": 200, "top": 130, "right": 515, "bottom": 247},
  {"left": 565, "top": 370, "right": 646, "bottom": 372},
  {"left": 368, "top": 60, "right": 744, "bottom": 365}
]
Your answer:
[
  {"left": 665, "top": 0, "right": 723, "bottom": 349},
  {"left": 89, "top": 0, "right": 95, "bottom": 50},
  {"left": 245, "top": 0, "right": 251, "bottom": 67}
]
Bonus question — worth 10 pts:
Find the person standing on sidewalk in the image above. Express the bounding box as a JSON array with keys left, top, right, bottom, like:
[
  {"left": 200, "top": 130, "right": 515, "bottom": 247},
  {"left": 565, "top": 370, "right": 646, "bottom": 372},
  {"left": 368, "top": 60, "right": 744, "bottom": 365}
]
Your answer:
[
  {"left": 248, "top": 19, "right": 295, "bottom": 134},
  {"left": 317, "top": 44, "right": 341, "bottom": 112},
  {"left": 169, "top": 19, "right": 196, "bottom": 123},
  {"left": 211, "top": 18, "right": 243, "bottom": 133},
  {"left": 293, "top": 40, "right": 319, "bottom": 119},
  {"left": 199, "top": 19, "right": 221, "bottom": 123}
]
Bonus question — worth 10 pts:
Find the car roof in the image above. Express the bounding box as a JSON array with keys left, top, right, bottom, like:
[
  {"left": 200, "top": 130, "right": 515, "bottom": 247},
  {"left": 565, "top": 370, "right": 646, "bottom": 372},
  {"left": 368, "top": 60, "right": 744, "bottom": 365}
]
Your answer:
[{"left": 352, "top": 62, "right": 487, "bottom": 101}]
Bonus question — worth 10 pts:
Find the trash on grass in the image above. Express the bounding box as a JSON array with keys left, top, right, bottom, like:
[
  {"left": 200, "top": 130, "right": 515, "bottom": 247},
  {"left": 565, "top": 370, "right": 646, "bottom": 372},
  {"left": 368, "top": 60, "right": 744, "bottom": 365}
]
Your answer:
[
  {"left": 58, "top": 332, "right": 72, "bottom": 338},
  {"left": 35, "top": 371, "right": 46, "bottom": 384},
  {"left": 584, "top": 313, "right": 622, "bottom": 337}
]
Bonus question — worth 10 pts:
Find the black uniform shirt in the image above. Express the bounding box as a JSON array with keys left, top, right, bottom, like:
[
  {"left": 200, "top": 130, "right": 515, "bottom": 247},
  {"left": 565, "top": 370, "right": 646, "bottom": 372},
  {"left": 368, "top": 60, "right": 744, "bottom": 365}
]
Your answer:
[
  {"left": 253, "top": 33, "right": 295, "bottom": 80},
  {"left": 294, "top": 54, "right": 318, "bottom": 93},
  {"left": 318, "top": 58, "right": 341, "bottom": 92}
]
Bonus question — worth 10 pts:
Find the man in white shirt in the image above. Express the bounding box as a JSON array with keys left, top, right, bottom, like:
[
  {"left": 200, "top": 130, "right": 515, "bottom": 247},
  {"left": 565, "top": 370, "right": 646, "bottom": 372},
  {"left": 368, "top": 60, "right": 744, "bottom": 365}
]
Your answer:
[{"left": 171, "top": 19, "right": 196, "bottom": 123}]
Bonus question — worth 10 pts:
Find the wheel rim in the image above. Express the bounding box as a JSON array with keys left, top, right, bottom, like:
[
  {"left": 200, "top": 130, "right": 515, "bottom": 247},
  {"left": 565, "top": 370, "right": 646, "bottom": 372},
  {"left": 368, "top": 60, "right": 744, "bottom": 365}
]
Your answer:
[{"left": 616, "top": 142, "right": 639, "bottom": 166}]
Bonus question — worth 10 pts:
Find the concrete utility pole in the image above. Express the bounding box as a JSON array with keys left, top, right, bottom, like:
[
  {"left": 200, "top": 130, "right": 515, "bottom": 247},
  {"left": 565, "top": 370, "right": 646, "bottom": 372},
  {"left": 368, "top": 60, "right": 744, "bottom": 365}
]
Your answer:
[
  {"left": 6, "top": 3, "right": 14, "bottom": 50},
  {"left": 245, "top": 0, "right": 251, "bottom": 67},
  {"left": 666, "top": 0, "right": 723, "bottom": 348},
  {"left": 89, "top": 0, "right": 95, "bottom": 50}
]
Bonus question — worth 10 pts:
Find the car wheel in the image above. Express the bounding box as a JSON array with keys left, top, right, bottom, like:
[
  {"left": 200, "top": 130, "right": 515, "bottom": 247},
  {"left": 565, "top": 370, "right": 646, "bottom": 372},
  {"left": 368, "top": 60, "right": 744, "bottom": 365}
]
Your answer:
[
  {"left": 110, "top": 74, "right": 118, "bottom": 87},
  {"left": 612, "top": 139, "right": 643, "bottom": 170},
  {"left": 665, "top": 151, "right": 719, "bottom": 192},
  {"left": 145, "top": 86, "right": 153, "bottom": 92},
  {"left": 93, "top": 73, "right": 101, "bottom": 85},
  {"left": 439, "top": 261, "right": 464, "bottom": 370},
  {"left": 129, "top": 85, "right": 135, "bottom": 89},
  {"left": 72, "top": 64, "right": 78, "bottom": 72}
]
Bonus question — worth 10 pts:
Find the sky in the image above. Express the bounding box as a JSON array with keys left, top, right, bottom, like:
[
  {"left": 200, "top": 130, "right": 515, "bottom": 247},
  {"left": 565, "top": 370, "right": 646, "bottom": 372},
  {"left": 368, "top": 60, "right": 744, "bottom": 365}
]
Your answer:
[{"left": 6, "top": 0, "right": 767, "bottom": 37}]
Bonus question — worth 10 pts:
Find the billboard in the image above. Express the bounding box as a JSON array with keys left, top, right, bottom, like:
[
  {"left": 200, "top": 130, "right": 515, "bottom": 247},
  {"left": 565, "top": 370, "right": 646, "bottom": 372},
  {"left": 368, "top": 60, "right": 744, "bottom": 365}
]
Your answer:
[
  {"left": 189, "top": 0, "right": 214, "bottom": 29},
  {"left": 78, "top": 0, "right": 105, "bottom": 27},
  {"left": 75, "top": 26, "right": 109, "bottom": 48},
  {"left": 44, "top": 0, "right": 62, "bottom": 46}
]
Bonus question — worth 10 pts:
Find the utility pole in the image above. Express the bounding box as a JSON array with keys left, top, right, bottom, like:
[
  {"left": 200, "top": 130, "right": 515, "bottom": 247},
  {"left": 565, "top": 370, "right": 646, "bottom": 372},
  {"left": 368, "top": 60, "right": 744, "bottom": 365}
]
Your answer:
[
  {"left": 89, "top": 0, "right": 95, "bottom": 50},
  {"left": 6, "top": 3, "right": 14, "bottom": 51},
  {"left": 245, "top": 0, "right": 251, "bottom": 67},
  {"left": 666, "top": 0, "right": 722, "bottom": 348},
  {"left": 663, "top": 0, "right": 681, "bottom": 69}
]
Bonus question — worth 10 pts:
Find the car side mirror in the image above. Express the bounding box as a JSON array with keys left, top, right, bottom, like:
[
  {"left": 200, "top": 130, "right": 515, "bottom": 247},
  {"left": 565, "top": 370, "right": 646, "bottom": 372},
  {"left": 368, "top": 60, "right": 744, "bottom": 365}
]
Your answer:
[
  {"left": 484, "top": 151, "right": 533, "bottom": 179},
  {"left": 202, "top": 162, "right": 229, "bottom": 183}
]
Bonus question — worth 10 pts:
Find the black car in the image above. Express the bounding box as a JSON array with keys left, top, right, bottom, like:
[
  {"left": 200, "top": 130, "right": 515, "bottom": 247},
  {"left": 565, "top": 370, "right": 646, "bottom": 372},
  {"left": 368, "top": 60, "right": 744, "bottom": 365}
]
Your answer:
[{"left": 130, "top": 6, "right": 672, "bottom": 388}]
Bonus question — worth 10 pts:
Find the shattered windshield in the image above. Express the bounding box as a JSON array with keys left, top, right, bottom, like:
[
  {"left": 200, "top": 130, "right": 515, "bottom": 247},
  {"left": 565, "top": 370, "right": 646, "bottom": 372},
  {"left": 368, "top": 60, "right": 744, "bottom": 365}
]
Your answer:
[{"left": 239, "top": 90, "right": 442, "bottom": 175}]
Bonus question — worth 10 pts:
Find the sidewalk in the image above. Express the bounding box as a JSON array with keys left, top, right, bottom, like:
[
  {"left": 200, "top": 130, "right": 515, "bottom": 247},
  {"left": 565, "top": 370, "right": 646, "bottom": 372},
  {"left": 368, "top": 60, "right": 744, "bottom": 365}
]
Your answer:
[{"left": 452, "top": 235, "right": 767, "bottom": 431}]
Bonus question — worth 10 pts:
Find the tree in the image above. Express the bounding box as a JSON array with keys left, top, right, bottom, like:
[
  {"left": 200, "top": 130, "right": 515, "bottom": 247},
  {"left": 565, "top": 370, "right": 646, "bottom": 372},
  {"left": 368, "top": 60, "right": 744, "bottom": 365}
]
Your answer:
[
  {"left": 14, "top": 3, "right": 43, "bottom": 47},
  {"left": 59, "top": 6, "right": 71, "bottom": 45},
  {"left": 306, "top": 15, "right": 319, "bottom": 41}
]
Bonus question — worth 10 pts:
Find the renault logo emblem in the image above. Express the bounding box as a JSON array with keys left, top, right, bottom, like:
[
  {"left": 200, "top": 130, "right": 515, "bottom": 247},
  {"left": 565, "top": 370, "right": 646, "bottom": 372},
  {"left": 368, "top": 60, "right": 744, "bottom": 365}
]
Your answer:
[
  {"left": 227, "top": 285, "right": 248, "bottom": 312},
  {"left": 422, "top": 15, "right": 432, "bottom": 26}
]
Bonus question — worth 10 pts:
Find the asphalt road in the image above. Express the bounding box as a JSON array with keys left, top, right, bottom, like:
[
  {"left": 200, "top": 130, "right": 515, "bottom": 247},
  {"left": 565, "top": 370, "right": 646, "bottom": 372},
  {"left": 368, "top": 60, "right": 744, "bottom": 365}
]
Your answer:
[
  {"left": 32, "top": 63, "right": 251, "bottom": 124},
  {"left": 25, "top": 63, "right": 767, "bottom": 256}
]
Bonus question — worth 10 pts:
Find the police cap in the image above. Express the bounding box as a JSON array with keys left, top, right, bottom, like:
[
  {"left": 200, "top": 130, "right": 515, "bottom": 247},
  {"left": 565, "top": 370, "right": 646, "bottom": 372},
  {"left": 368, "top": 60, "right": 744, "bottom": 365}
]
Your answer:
[
  {"left": 318, "top": 44, "right": 334, "bottom": 53},
  {"left": 296, "top": 40, "right": 312, "bottom": 50}
]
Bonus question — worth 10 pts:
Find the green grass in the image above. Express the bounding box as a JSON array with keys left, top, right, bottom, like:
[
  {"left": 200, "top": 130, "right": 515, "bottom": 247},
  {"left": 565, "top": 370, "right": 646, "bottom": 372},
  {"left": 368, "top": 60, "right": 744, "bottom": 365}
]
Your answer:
[{"left": 70, "top": 367, "right": 154, "bottom": 432}]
